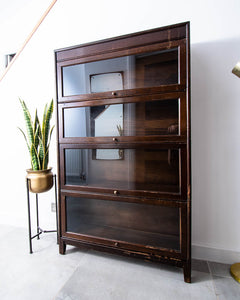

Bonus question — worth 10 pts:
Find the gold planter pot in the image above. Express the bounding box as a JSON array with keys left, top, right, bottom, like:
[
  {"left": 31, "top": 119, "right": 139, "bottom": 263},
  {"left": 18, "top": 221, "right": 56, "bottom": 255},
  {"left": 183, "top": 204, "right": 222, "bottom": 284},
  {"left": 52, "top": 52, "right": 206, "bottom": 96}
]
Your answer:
[{"left": 26, "top": 168, "right": 53, "bottom": 193}]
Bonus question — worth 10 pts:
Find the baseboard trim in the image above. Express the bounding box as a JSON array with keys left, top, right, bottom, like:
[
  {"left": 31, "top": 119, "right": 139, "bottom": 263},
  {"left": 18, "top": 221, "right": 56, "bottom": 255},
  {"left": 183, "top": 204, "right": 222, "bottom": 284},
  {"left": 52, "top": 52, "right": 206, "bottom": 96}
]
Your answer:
[{"left": 192, "top": 244, "right": 240, "bottom": 264}]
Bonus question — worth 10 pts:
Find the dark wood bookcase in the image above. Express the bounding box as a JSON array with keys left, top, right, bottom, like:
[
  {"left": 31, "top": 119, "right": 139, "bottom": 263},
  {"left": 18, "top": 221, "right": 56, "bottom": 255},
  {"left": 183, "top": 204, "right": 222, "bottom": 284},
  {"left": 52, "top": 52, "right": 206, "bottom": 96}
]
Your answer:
[{"left": 55, "top": 22, "right": 191, "bottom": 282}]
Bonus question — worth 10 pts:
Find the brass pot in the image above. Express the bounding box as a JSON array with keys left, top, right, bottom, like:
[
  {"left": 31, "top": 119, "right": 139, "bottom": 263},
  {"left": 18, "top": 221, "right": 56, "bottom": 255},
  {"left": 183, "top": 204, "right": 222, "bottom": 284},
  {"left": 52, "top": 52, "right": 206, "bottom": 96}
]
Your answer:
[{"left": 26, "top": 168, "right": 53, "bottom": 193}]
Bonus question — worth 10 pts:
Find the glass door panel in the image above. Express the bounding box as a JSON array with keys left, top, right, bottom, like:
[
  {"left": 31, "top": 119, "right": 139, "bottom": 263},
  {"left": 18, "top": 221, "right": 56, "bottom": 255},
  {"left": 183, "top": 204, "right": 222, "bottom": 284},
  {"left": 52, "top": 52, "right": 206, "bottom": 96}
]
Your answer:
[
  {"left": 62, "top": 48, "right": 179, "bottom": 97},
  {"left": 63, "top": 98, "right": 179, "bottom": 138},
  {"left": 65, "top": 196, "right": 180, "bottom": 251},
  {"left": 64, "top": 148, "right": 180, "bottom": 194}
]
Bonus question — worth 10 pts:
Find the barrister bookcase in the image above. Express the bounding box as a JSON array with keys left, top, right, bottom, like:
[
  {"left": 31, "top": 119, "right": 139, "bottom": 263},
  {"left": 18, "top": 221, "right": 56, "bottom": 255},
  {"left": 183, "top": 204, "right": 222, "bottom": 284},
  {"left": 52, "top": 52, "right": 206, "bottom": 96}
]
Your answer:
[{"left": 55, "top": 21, "right": 191, "bottom": 282}]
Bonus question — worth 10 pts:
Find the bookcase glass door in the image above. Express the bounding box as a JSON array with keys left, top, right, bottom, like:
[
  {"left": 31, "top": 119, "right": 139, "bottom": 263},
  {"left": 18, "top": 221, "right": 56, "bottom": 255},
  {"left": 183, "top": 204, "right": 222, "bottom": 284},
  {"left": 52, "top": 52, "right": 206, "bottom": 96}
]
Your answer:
[
  {"left": 64, "top": 148, "right": 180, "bottom": 194},
  {"left": 65, "top": 196, "right": 180, "bottom": 251},
  {"left": 62, "top": 48, "right": 179, "bottom": 97},
  {"left": 63, "top": 98, "right": 180, "bottom": 138}
]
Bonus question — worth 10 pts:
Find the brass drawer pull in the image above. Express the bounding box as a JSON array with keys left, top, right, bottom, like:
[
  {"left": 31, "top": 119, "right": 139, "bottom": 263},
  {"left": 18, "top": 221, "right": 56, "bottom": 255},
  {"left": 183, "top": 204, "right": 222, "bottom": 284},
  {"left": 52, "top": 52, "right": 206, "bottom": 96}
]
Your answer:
[
  {"left": 112, "top": 91, "right": 117, "bottom": 96},
  {"left": 114, "top": 190, "right": 118, "bottom": 195},
  {"left": 113, "top": 137, "right": 118, "bottom": 142}
]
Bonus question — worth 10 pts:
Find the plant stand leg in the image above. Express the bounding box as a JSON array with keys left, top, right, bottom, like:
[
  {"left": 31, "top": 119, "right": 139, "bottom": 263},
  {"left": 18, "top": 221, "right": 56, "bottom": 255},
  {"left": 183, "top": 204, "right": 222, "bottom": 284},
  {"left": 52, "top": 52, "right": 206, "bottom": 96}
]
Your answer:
[
  {"left": 26, "top": 174, "right": 58, "bottom": 253},
  {"left": 36, "top": 193, "right": 40, "bottom": 239},
  {"left": 26, "top": 179, "right": 33, "bottom": 254}
]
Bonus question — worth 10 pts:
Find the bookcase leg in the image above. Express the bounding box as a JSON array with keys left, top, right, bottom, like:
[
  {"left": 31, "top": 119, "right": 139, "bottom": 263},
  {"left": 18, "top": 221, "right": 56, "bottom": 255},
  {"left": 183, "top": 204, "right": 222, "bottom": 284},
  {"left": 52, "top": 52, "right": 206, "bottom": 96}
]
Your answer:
[
  {"left": 183, "top": 262, "right": 191, "bottom": 283},
  {"left": 59, "top": 240, "right": 66, "bottom": 254}
]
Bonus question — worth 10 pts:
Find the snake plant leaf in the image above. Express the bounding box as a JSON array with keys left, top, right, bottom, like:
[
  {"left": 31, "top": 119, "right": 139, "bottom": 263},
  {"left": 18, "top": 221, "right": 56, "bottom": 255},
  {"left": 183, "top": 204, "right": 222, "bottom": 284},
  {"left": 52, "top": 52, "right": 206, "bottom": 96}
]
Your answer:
[
  {"left": 33, "top": 109, "right": 38, "bottom": 132},
  {"left": 48, "top": 125, "right": 55, "bottom": 146},
  {"left": 30, "top": 144, "right": 39, "bottom": 170},
  {"left": 41, "top": 103, "right": 47, "bottom": 145},
  {"left": 40, "top": 100, "right": 54, "bottom": 170},
  {"left": 43, "top": 151, "right": 49, "bottom": 170},
  {"left": 34, "top": 122, "right": 40, "bottom": 152},
  {"left": 34, "top": 123, "right": 41, "bottom": 167},
  {"left": 42, "top": 124, "right": 54, "bottom": 169},
  {"left": 39, "top": 140, "right": 48, "bottom": 170},
  {"left": 19, "top": 99, "right": 34, "bottom": 146},
  {"left": 19, "top": 99, "right": 54, "bottom": 170},
  {"left": 42, "top": 99, "right": 53, "bottom": 151},
  {"left": 33, "top": 110, "right": 40, "bottom": 150},
  {"left": 38, "top": 136, "right": 44, "bottom": 170},
  {"left": 18, "top": 127, "right": 30, "bottom": 153},
  {"left": 42, "top": 103, "right": 47, "bottom": 127}
]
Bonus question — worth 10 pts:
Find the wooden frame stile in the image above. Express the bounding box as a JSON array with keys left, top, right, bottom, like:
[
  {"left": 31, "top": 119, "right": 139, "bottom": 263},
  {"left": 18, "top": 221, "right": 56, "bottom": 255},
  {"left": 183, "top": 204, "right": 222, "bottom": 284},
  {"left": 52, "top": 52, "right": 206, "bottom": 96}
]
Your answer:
[
  {"left": 55, "top": 22, "right": 191, "bottom": 282},
  {"left": 55, "top": 56, "right": 64, "bottom": 250},
  {"left": 186, "top": 20, "right": 192, "bottom": 283}
]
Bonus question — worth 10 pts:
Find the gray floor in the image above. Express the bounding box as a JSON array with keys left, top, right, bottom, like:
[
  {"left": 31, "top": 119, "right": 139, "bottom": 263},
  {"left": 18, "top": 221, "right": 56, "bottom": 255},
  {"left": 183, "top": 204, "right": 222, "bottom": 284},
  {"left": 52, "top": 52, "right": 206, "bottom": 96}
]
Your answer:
[{"left": 0, "top": 224, "right": 240, "bottom": 300}]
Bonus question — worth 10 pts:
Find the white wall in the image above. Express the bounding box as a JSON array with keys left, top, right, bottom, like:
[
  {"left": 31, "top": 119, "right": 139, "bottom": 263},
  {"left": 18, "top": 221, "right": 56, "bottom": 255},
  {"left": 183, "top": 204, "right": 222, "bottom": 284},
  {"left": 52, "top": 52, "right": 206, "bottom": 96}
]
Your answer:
[
  {"left": 0, "top": 0, "right": 53, "bottom": 71},
  {"left": 0, "top": 0, "right": 240, "bottom": 262}
]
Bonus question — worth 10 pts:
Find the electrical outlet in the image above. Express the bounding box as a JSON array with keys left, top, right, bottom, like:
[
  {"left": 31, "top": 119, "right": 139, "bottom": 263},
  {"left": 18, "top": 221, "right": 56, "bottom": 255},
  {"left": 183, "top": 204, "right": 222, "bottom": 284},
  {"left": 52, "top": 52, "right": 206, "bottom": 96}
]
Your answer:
[{"left": 51, "top": 202, "right": 56, "bottom": 212}]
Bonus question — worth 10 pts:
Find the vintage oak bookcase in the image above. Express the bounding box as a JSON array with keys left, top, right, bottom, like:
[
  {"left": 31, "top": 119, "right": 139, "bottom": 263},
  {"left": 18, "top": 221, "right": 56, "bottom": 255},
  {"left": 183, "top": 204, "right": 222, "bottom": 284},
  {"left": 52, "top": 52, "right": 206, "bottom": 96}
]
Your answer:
[{"left": 55, "top": 22, "right": 191, "bottom": 282}]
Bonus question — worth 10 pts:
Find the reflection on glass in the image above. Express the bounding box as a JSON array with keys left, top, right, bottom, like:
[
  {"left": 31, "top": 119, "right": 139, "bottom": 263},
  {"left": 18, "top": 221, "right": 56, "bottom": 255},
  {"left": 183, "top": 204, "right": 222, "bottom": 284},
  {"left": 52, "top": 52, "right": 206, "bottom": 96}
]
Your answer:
[
  {"left": 64, "top": 104, "right": 124, "bottom": 138},
  {"left": 63, "top": 99, "right": 179, "bottom": 138},
  {"left": 94, "top": 104, "right": 123, "bottom": 136},
  {"left": 65, "top": 149, "right": 88, "bottom": 185},
  {"left": 62, "top": 64, "right": 86, "bottom": 96},
  {"left": 66, "top": 197, "right": 180, "bottom": 250},
  {"left": 90, "top": 72, "right": 123, "bottom": 93},
  {"left": 64, "top": 106, "right": 89, "bottom": 137},
  {"left": 62, "top": 48, "right": 178, "bottom": 96},
  {"left": 64, "top": 148, "right": 180, "bottom": 193},
  {"left": 93, "top": 149, "right": 123, "bottom": 160}
]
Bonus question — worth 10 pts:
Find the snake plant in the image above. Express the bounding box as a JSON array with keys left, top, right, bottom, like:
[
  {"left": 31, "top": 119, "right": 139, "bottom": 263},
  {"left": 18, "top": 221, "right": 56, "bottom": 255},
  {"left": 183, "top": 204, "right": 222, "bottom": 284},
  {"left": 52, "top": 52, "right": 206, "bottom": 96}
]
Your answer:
[{"left": 18, "top": 99, "right": 54, "bottom": 170}]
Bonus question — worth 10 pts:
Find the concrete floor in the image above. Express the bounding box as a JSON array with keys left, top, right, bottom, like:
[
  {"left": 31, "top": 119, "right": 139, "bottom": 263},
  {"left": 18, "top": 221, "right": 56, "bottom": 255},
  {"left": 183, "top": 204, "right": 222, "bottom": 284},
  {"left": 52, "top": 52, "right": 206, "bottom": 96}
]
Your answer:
[{"left": 0, "top": 224, "right": 240, "bottom": 300}]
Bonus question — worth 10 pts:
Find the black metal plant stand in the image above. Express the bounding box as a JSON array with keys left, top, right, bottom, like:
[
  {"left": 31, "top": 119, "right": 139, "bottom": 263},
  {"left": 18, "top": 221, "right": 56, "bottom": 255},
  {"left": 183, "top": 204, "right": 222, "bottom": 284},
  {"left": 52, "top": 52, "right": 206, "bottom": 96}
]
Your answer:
[{"left": 26, "top": 174, "right": 58, "bottom": 254}]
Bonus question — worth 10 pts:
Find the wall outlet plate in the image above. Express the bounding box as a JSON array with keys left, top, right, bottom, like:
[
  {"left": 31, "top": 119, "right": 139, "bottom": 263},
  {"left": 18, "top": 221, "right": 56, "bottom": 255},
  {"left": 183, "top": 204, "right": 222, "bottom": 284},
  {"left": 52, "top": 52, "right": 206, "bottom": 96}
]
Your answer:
[{"left": 51, "top": 202, "right": 56, "bottom": 212}]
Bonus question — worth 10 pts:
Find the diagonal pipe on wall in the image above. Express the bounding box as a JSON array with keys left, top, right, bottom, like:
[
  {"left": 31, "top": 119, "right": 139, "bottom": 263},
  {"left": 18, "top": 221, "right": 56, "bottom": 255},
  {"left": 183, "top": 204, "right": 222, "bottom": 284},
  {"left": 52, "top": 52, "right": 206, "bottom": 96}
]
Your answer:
[{"left": 0, "top": 0, "right": 58, "bottom": 82}]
